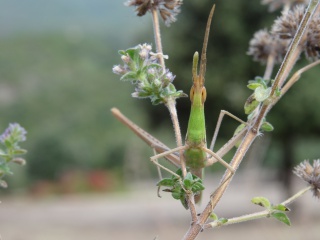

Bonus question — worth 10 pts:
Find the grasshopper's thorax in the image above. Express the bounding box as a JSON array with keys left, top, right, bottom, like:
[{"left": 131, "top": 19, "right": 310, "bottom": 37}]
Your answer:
[{"left": 185, "top": 75, "right": 207, "bottom": 147}]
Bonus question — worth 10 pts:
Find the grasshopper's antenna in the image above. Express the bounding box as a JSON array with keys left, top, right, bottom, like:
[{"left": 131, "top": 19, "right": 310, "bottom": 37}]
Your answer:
[{"left": 199, "top": 4, "right": 215, "bottom": 81}]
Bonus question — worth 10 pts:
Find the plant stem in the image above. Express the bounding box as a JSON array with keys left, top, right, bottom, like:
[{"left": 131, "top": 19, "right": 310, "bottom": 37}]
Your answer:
[
  {"left": 272, "top": 59, "right": 320, "bottom": 108},
  {"left": 150, "top": 3, "right": 185, "bottom": 176},
  {"left": 166, "top": 98, "right": 187, "bottom": 178},
  {"left": 282, "top": 185, "right": 312, "bottom": 206},
  {"left": 151, "top": 8, "right": 166, "bottom": 72},
  {"left": 208, "top": 210, "right": 271, "bottom": 228},
  {"left": 150, "top": 2, "right": 186, "bottom": 177},
  {"left": 263, "top": 54, "right": 275, "bottom": 80},
  {"left": 204, "top": 185, "right": 312, "bottom": 229}
]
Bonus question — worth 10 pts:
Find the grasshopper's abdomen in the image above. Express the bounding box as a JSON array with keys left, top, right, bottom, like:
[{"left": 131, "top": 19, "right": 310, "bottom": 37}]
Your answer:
[{"left": 184, "top": 147, "right": 207, "bottom": 172}]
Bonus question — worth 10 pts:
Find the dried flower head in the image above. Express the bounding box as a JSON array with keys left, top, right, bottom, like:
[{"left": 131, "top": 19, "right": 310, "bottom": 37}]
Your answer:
[
  {"left": 247, "top": 29, "right": 288, "bottom": 64},
  {"left": 271, "top": 5, "right": 320, "bottom": 61},
  {"left": 293, "top": 160, "right": 320, "bottom": 198},
  {"left": 261, "top": 0, "right": 308, "bottom": 12},
  {"left": 305, "top": 17, "right": 320, "bottom": 61},
  {"left": 271, "top": 5, "right": 305, "bottom": 39},
  {"left": 125, "top": 0, "right": 183, "bottom": 26}
]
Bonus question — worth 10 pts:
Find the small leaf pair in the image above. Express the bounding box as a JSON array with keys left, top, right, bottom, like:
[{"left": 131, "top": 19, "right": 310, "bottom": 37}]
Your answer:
[
  {"left": 251, "top": 196, "right": 291, "bottom": 226},
  {"left": 157, "top": 169, "right": 205, "bottom": 209},
  {"left": 245, "top": 76, "right": 281, "bottom": 114}
]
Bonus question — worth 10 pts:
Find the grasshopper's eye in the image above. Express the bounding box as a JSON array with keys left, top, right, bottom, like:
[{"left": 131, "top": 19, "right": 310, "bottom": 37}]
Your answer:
[
  {"left": 201, "top": 87, "right": 207, "bottom": 103},
  {"left": 190, "top": 86, "right": 195, "bottom": 103}
]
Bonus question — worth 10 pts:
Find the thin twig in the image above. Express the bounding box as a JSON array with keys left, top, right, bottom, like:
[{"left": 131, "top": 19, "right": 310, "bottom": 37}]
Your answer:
[
  {"left": 150, "top": 1, "right": 186, "bottom": 178},
  {"left": 204, "top": 185, "right": 312, "bottom": 229},
  {"left": 273, "top": 59, "right": 320, "bottom": 107},
  {"left": 187, "top": 193, "right": 199, "bottom": 224},
  {"left": 263, "top": 54, "right": 276, "bottom": 80},
  {"left": 282, "top": 185, "right": 312, "bottom": 206},
  {"left": 151, "top": 8, "right": 166, "bottom": 72},
  {"left": 166, "top": 98, "right": 187, "bottom": 178}
]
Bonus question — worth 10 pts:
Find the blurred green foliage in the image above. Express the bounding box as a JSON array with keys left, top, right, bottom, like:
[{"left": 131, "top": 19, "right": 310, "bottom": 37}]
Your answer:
[{"left": 0, "top": 33, "right": 150, "bottom": 188}]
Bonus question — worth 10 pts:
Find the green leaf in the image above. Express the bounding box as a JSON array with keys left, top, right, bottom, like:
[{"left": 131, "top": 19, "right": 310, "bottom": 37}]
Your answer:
[
  {"left": 173, "top": 91, "right": 188, "bottom": 99},
  {"left": 251, "top": 197, "right": 271, "bottom": 208},
  {"left": 247, "top": 82, "right": 262, "bottom": 90},
  {"left": 120, "top": 72, "right": 137, "bottom": 81},
  {"left": 4, "top": 139, "right": 12, "bottom": 149},
  {"left": 175, "top": 168, "right": 183, "bottom": 178},
  {"left": 254, "top": 86, "right": 271, "bottom": 102},
  {"left": 157, "top": 178, "right": 174, "bottom": 187},
  {"left": 183, "top": 179, "right": 192, "bottom": 189},
  {"left": 218, "top": 218, "right": 228, "bottom": 224},
  {"left": 271, "top": 212, "right": 291, "bottom": 226},
  {"left": 0, "top": 149, "right": 9, "bottom": 158},
  {"left": 234, "top": 123, "right": 246, "bottom": 148},
  {"left": 244, "top": 94, "right": 259, "bottom": 114},
  {"left": 234, "top": 123, "right": 246, "bottom": 136},
  {"left": 125, "top": 48, "right": 139, "bottom": 60},
  {"left": 180, "top": 196, "right": 189, "bottom": 210},
  {"left": 185, "top": 172, "right": 193, "bottom": 181},
  {"left": 261, "top": 122, "right": 274, "bottom": 132},
  {"left": 147, "top": 63, "right": 162, "bottom": 69},
  {"left": 12, "top": 148, "right": 27, "bottom": 155},
  {"left": 183, "top": 173, "right": 194, "bottom": 189},
  {"left": 118, "top": 50, "right": 126, "bottom": 55},
  {"left": 0, "top": 164, "right": 13, "bottom": 175},
  {"left": 209, "top": 212, "right": 218, "bottom": 220},
  {"left": 171, "top": 190, "right": 182, "bottom": 200},
  {"left": 272, "top": 204, "right": 290, "bottom": 212},
  {"left": 192, "top": 182, "right": 205, "bottom": 192}
]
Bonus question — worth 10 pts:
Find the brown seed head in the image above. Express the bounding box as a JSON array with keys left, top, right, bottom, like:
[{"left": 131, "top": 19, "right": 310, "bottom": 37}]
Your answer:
[
  {"left": 247, "top": 29, "right": 289, "bottom": 64},
  {"left": 294, "top": 159, "right": 320, "bottom": 199},
  {"left": 305, "top": 16, "right": 320, "bottom": 61},
  {"left": 125, "top": 0, "right": 183, "bottom": 26},
  {"left": 271, "top": 5, "right": 305, "bottom": 39},
  {"left": 271, "top": 5, "right": 320, "bottom": 61},
  {"left": 261, "top": 0, "right": 308, "bottom": 12}
]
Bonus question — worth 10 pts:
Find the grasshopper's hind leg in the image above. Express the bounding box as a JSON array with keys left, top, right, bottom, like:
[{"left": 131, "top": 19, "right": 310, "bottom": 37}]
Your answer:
[
  {"left": 209, "top": 110, "right": 247, "bottom": 152},
  {"left": 205, "top": 110, "right": 248, "bottom": 174},
  {"left": 203, "top": 148, "right": 235, "bottom": 174}
]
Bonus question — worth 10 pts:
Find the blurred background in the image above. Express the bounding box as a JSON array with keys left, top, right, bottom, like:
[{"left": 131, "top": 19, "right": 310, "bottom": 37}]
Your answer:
[{"left": 0, "top": 0, "right": 319, "bottom": 239}]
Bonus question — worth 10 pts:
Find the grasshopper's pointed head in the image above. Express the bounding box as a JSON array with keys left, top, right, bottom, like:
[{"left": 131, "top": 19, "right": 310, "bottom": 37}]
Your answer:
[
  {"left": 190, "top": 51, "right": 207, "bottom": 105},
  {"left": 189, "top": 5, "right": 215, "bottom": 106},
  {"left": 186, "top": 5, "right": 215, "bottom": 145}
]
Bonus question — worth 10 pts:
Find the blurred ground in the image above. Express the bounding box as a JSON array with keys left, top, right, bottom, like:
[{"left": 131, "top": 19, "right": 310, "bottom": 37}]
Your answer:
[{"left": 0, "top": 172, "right": 319, "bottom": 240}]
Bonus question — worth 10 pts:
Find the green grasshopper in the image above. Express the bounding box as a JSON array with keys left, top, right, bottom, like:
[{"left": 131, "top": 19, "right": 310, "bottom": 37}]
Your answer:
[{"left": 111, "top": 5, "right": 246, "bottom": 203}]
